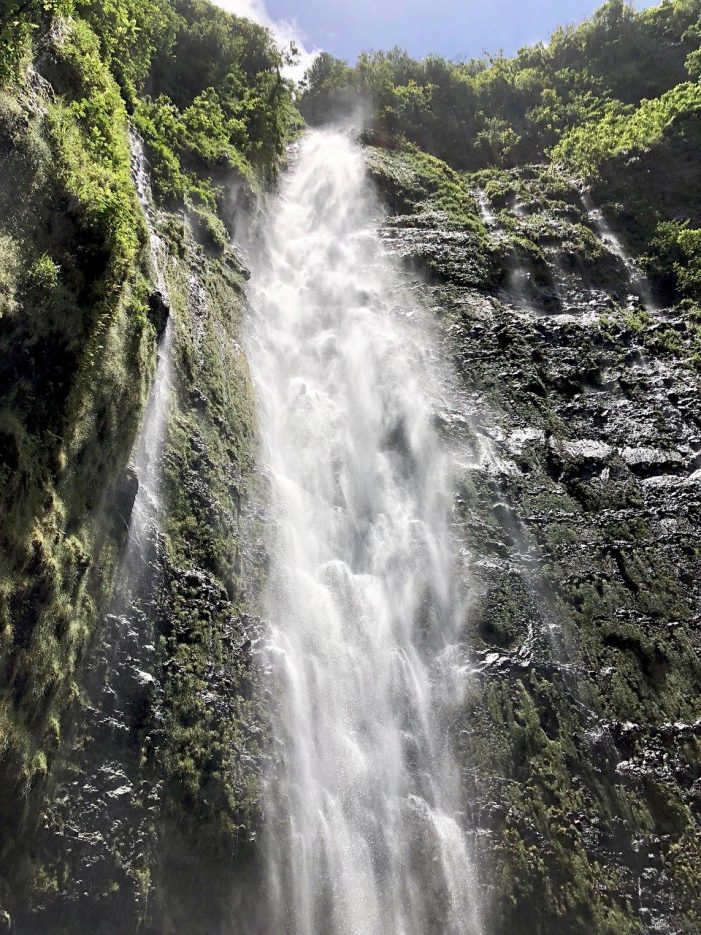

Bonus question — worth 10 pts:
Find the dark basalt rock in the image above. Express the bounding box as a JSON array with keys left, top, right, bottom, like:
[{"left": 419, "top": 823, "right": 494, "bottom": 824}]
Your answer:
[
  {"left": 369, "top": 149, "right": 701, "bottom": 934},
  {"left": 110, "top": 466, "right": 139, "bottom": 533},
  {"left": 148, "top": 288, "right": 170, "bottom": 340}
]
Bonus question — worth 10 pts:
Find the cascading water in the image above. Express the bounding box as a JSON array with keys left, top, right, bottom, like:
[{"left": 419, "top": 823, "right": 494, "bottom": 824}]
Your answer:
[
  {"left": 581, "top": 192, "right": 657, "bottom": 312},
  {"left": 476, "top": 189, "right": 543, "bottom": 313},
  {"left": 245, "top": 129, "right": 483, "bottom": 935}
]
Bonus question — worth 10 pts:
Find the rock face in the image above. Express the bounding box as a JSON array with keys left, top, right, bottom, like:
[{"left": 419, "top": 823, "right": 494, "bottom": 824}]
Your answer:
[
  {"left": 0, "top": 45, "right": 265, "bottom": 926},
  {"left": 12, "top": 189, "right": 268, "bottom": 934},
  {"left": 0, "top": 29, "right": 155, "bottom": 927},
  {"left": 371, "top": 152, "right": 701, "bottom": 934}
]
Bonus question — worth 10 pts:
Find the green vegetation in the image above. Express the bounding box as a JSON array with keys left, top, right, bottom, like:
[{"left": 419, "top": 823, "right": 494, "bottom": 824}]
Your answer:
[
  {"left": 0, "top": 0, "right": 296, "bottom": 924},
  {"left": 1, "top": 0, "right": 299, "bottom": 213},
  {"left": 0, "top": 8, "right": 153, "bottom": 913},
  {"left": 365, "top": 144, "right": 480, "bottom": 224},
  {"left": 302, "top": 0, "right": 701, "bottom": 306},
  {"left": 301, "top": 1, "right": 701, "bottom": 170},
  {"left": 131, "top": 0, "right": 302, "bottom": 207},
  {"left": 146, "top": 230, "right": 266, "bottom": 930},
  {"left": 0, "top": 1, "right": 74, "bottom": 85},
  {"left": 553, "top": 80, "right": 701, "bottom": 176}
]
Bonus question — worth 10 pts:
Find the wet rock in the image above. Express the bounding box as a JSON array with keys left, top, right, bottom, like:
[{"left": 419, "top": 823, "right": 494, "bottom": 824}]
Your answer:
[
  {"left": 370, "top": 157, "right": 701, "bottom": 934},
  {"left": 621, "top": 446, "right": 685, "bottom": 478},
  {"left": 110, "top": 467, "right": 139, "bottom": 533},
  {"left": 148, "top": 288, "right": 170, "bottom": 339}
]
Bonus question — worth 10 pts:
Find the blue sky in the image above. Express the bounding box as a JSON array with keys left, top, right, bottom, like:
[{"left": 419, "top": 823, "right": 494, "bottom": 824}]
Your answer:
[{"left": 261, "top": 0, "right": 660, "bottom": 62}]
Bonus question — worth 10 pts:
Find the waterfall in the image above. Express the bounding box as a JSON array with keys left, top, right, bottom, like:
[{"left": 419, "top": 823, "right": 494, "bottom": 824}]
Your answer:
[
  {"left": 129, "top": 135, "right": 173, "bottom": 529},
  {"left": 581, "top": 192, "right": 657, "bottom": 312},
  {"left": 245, "top": 129, "right": 483, "bottom": 934}
]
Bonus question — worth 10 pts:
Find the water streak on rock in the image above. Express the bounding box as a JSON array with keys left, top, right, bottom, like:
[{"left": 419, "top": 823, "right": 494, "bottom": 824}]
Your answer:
[
  {"left": 582, "top": 192, "right": 657, "bottom": 312},
  {"left": 34, "top": 141, "right": 173, "bottom": 925}
]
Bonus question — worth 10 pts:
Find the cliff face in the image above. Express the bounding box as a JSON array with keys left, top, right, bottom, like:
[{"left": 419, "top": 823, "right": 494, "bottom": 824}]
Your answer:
[
  {"left": 0, "top": 20, "right": 155, "bottom": 919},
  {"left": 368, "top": 150, "right": 701, "bottom": 933},
  {"left": 12, "top": 150, "right": 266, "bottom": 934},
  {"left": 1, "top": 2, "right": 700, "bottom": 934},
  {"left": 0, "top": 7, "right": 273, "bottom": 930}
]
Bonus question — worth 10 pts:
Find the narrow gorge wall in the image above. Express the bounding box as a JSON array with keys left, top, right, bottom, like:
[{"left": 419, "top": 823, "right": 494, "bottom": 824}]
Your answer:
[{"left": 11, "top": 154, "right": 266, "bottom": 934}]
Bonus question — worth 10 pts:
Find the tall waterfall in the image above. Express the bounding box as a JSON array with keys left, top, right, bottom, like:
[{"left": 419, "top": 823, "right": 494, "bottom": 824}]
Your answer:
[{"left": 245, "top": 129, "right": 482, "bottom": 935}]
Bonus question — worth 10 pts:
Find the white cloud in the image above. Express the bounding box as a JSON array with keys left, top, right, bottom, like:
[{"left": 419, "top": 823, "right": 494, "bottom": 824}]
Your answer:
[{"left": 211, "top": 0, "right": 318, "bottom": 82}]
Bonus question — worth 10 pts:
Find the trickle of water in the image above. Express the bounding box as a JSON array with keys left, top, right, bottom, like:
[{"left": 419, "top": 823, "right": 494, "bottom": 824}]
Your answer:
[
  {"left": 245, "top": 129, "right": 483, "bottom": 935},
  {"left": 476, "top": 190, "right": 497, "bottom": 229},
  {"left": 476, "top": 188, "right": 542, "bottom": 313},
  {"left": 33, "top": 141, "right": 172, "bottom": 925},
  {"left": 127, "top": 134, "right": 173, "bottom": 567},
  {"left": 582, "top": 192, "right": 657, "bottom": 312}
]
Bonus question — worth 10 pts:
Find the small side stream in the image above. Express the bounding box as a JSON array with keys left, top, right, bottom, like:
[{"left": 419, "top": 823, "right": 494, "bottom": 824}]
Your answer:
[{"left": 22, "top": 139, "right": 173, "bottom": 933}]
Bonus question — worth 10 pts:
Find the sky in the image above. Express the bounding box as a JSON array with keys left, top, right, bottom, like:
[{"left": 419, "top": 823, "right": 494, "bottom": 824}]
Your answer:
[{"left": 214, "top": 0, "right": 660, "bottom": 74}]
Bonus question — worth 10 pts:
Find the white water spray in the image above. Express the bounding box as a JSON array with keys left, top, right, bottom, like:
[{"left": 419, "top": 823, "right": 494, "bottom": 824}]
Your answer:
[
  {"left": 245, "top": 130, "right": 482, "bottom": 935},
  {"left": 130, "top": 137, "right": 173, "bottom": 531}
]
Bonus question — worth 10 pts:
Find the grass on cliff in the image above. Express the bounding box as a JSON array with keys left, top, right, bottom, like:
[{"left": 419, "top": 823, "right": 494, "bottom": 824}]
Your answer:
[{"left": 0, "top": 0, "right": 297, "bottom": 920}]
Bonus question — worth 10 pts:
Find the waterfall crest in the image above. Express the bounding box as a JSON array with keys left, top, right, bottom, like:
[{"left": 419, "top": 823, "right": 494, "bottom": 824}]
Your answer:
[{"left": 246, "top": 129, "right": 482, "bottom": 935}]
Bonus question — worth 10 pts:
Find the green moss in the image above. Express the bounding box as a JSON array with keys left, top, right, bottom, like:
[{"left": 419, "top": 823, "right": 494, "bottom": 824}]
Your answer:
[
  {"left": 366, "top": 143, "right": 483, "bottom": 230},
  {"left": 104, "top": 221, "right": 261, "bottom": 932},
  {"left": 0, "top": 234, "right": 19, "bottom": 318},
  {"left": 0, "top": 14, "right": 154, "bottom": 914},
  {"left": 463, "top": 677, "right": 643, "bottom": 935},
  {"left": 44, "top": 19, "right": 145, "bottom": 285},
  {"left": 185, "top": 198, "right": 229, "bottom": 253}
]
